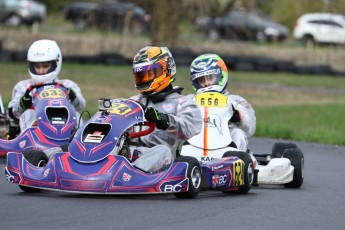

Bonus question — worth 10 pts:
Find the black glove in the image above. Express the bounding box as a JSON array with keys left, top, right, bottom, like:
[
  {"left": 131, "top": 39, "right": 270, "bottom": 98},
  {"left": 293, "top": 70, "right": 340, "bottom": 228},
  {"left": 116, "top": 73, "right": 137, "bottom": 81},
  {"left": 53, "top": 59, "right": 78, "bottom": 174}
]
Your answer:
[
  {"left": 230, "top": 105, "right": 242, "bottom": 123},
  {"left": 20, "top": 95, "right": 32, "bottom": 109},
  {"left": 145, "top": 107, "right": 170, "bottom": 130},
  {"left": 68, "top": 88, "right": 77, "bottom": 102}
]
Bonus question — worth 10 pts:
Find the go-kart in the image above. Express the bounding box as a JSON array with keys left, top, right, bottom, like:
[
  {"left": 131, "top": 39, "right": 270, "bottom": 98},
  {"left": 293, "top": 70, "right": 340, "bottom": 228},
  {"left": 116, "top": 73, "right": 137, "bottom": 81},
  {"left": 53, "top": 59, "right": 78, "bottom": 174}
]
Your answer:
[
  {"left": 180, "top": 92, "right": 304, "bottom": 188},
  {"left": 0, "top": 82, "right": 79, "bottom": 157},
  {"left": 5, "top": 98, "right": 253, "bottom": 197}
]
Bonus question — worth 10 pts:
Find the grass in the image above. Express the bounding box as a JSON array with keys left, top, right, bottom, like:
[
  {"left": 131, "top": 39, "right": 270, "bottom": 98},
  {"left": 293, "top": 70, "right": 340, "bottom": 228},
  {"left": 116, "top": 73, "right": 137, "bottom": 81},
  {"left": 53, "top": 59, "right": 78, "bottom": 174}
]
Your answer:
[
  {"left": 1, "top": 62, "right": 345, "bottom": 146},
  {"left": 255, "top": 104, "right": 345, "bottom": 145}
]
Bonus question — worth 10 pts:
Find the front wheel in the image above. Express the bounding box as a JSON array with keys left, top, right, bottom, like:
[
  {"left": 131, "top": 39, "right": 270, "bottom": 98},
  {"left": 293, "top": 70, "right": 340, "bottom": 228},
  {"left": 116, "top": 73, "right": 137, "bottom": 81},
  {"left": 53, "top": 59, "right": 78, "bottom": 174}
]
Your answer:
[
  {"left": 174, "top": 156, "right": 201, "bottom": 199},
  {"left": 19, "top": 150, "right": 48, "bottom": 193},
  {"left": 222, "top": 151, "right": 254, "bottom": 194},
  {"left": 283, "top": 148, "right": 304, "bottom": 188},
  {"left": 272, "top": 142, "right": 298, "bottom": 158}
]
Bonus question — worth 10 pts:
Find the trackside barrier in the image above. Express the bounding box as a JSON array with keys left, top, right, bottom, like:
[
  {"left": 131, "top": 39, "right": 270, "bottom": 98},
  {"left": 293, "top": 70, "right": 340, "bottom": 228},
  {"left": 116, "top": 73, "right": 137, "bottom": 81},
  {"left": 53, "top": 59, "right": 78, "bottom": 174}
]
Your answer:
[{"left": 0, "top": 48, "right": 344, "bottom": 76}]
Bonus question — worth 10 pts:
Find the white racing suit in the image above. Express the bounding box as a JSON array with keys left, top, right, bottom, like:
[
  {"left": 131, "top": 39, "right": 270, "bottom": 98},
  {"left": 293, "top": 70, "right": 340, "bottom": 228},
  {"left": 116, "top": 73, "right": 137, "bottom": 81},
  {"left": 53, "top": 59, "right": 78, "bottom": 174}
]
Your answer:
[
  {"left": 8, "top": 78, "right": 86, "bottom": 132},
  {"left": 129, "top": 91, "right": 202, "bottom": 173},
  {"left": 223, "top": 90, "right": 256, "bottom": 152}
]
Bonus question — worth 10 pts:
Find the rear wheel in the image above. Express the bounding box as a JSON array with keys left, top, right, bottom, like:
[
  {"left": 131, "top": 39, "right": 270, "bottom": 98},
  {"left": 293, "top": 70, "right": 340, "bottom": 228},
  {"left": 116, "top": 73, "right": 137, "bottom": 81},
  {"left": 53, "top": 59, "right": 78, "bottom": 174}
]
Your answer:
[
  {"left": 283, "top": 148, "right": 304, "bottom": 188},
  {"left": 174, "top": 156, "right": 201, "bottom": 199},
  {"left": 222, "top": 151, "right": 254, "bottom": 194},
  {"left": 19, "top": 150, "right": 48, "bottom": 192}
]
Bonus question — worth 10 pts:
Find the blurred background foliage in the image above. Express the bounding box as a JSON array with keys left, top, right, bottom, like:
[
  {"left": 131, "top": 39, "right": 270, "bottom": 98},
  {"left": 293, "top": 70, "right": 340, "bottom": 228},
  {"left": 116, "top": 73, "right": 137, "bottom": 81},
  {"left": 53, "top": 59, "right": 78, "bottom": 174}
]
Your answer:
[
  {"left": 40, "top": 0, "right": 345, "bottom": 28},
  {"left": 37, "top": 0, "right": 345, "bottom": 46}
]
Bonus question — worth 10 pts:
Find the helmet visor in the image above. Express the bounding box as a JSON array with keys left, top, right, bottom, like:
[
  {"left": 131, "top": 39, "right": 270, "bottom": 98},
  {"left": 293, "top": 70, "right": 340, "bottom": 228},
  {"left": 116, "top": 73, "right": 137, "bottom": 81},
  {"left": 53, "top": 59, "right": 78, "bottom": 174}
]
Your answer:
[
  {"left": 29, "top": 61, "right": 56, "bottom": 76},
  {"left": 133, "top": 63, "right": 164, "bottom": 88},
  {"left": 192, "top": 70, "right": 223, "bottom": 90}
]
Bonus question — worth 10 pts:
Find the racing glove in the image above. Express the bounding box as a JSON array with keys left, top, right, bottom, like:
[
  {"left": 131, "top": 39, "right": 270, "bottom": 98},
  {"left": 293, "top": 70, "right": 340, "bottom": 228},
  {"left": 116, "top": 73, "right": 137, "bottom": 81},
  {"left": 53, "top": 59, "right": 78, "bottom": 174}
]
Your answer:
[
  {"left": 145, "top": 107, "right": 170, "bottom": 130},
  {"left": 68, "top": 87, "right": 77, "bottom": 102},
  {"left": 230, "top": 105, "right": 242, "bottom": 123},
  {"left": 20, "top": 95, "right": 32, "bottom": 109}
]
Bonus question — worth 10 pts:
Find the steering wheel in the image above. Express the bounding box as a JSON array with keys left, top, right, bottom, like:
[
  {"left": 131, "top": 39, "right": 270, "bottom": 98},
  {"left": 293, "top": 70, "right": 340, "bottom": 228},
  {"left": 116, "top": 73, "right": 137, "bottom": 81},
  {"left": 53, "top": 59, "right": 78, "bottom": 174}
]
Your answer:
[
  {"left": 126, "top": 99, "right": 157, "bottom": 138},
  {"left": 24, "top": 82, "right": 69, "bottom": 98},
  {"left": 129, "top": 121, "right": 156, "bottom": 138}
]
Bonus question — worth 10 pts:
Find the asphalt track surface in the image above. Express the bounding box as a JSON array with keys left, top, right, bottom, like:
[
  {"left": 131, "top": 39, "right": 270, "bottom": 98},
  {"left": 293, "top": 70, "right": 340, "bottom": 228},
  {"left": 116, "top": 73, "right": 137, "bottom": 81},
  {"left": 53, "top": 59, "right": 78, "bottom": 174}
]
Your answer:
[{"left": 1, "top": 137, "right": 344, "bottom": 230}]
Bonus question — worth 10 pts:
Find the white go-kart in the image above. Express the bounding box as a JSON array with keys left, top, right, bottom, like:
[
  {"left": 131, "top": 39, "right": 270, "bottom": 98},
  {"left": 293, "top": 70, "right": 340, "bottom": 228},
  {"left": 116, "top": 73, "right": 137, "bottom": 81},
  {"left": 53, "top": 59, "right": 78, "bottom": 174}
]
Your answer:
[{"left": 180, "top": 92, "right": 304, "bottom": 188}]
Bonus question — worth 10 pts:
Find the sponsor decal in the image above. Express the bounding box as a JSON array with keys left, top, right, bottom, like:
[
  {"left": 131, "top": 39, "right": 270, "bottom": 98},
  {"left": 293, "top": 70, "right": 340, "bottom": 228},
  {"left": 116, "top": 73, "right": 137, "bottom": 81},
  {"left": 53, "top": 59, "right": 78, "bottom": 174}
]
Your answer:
[
  {"left": 211, "top": 164, "right": 224, "bottom": 171},
  {"left": 84, "top": 131, "right": 104, "bottom": 143},
  {"left": 160, "top": 179, "right": 187, "bottom": 192},
  {"left": 19, "top": 140, "right": 26, "bottom": 148},
  {"left": 201, "top": 156, "right": 217, "bottom": 162},
  {"left": 212, "top": 174, "right": 228, "bottom": 187},
  {"left": 43, "top": 168, "right": 50, "bottom": 178},
  {"left": 212, "top": 175, "right": 219, "bottom": 187},
  {"left": 135, "top": 67, "right": 142, "bottom": 72},
  {"left": 95, "top": 116, "right": 108, "bottom": 123},
  {"left": 162, "top": 103, "right": 175, "bottom": 113},
  {"left": 163, "top": 184, "right": 182, "bottom": 192},
  {"left": 5, "top": 169, "right": 20, "bottom": 183},
  {"left": 51, "top": 117, "right": 65, "bottom": 125},
  {"left": 50, "top": 100, "right": 63, "bottom": 106},
  {"left": 122, "top": 173, "right": 132, "bottom": 182},
  {"left": 204, "top": 113, "right": 223, "bottom": 135},
  {"left": 5, "top": 173, "right": 15, "bottom": 182}
]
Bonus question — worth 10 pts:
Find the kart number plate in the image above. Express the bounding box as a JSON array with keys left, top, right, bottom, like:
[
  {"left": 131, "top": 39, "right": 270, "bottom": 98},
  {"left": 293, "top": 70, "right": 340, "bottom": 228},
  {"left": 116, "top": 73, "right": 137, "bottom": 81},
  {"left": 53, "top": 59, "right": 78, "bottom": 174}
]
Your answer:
[
  {"left": 39, "top": 88, "right": 65, "bottom": 99},
  {"left": 195, "top": 92, "right": 228, "bottom": 108},
  {"left": 108, "top": 103, "right": 132, "bottom": 115}
]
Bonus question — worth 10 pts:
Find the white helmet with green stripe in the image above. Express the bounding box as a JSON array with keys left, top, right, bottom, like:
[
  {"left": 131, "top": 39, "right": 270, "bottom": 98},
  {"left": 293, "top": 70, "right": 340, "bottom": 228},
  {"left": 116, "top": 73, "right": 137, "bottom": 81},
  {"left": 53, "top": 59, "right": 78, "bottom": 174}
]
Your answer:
[{"left": 190, "top": 54, "right": 228, "bottom": 94}]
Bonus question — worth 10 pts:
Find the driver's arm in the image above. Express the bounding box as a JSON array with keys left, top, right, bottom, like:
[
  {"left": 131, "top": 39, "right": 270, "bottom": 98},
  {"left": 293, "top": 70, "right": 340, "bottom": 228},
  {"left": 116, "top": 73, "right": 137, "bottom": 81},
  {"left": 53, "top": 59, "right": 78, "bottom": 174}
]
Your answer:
[
  {"left": 8, "top": 81, "right": 29, "bottom": 118},
  {"left": 229, "top": 95, "right": 256, "bottom": 137},
  {"left": 165, "top": 94, "right": 202, "bottom": 141}
]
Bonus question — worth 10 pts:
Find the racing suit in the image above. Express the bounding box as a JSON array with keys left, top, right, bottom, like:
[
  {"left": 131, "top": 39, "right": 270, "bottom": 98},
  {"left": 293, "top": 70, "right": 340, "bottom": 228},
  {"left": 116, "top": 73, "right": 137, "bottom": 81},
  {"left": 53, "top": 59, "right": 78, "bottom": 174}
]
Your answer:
[
  {"left": 8, "top": 78, "right": 86, "bottom": 132},
  {"left": 129, "top": 90, "right": 202, "bottom": 173},
  {"left": 224, "top": 90, "right": 256, "bottom": 152}
]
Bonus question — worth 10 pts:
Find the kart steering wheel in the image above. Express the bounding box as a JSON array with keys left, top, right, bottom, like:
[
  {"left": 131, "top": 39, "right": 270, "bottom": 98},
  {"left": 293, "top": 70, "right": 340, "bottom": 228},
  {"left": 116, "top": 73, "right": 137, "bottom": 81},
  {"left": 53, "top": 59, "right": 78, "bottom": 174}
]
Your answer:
[
  {"left": 127, "top": 99, "right": 157, "bottom": 138},
  {"left": 129, "top": 121, "right": 156, "bottom": 138},
  {"left": 24, "top": 82, "right": 69, "bottom": 98}
]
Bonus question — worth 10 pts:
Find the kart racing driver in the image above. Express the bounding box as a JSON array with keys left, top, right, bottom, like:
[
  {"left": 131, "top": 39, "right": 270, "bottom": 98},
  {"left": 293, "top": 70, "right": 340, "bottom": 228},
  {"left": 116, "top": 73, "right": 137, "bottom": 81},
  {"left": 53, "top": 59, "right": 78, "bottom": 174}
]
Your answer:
[{"left": 189, "top": 53, "right": 256, "bottom": 152}]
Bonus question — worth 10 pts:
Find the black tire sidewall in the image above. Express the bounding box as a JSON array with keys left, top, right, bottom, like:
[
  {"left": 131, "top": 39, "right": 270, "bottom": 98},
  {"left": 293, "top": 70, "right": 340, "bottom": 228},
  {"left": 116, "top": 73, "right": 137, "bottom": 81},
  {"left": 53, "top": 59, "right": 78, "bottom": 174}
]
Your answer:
[
  {"left": 174, "top": 156, "right": 201, "bottom": 198},
  {"left": 22, "top": 150, "right": 48, "bottom": 167},
  {"left": 283, "top": 148, "right": 304, "bottom": 188}
]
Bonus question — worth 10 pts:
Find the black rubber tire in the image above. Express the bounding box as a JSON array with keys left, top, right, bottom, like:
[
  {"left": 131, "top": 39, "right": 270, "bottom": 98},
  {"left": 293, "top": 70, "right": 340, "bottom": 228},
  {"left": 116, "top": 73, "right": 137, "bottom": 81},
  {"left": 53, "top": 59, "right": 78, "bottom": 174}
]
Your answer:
[
  {"left": 272, "top": 142, "right": 298, "bottom": 158},
  {"left": 283, "top": 148, "right": 304, "bottom": 188},
  {"left": 19, "top": 150, "right": 48, "bottom": 193},
  {"left": 222, "top": 151, "right": 254, "bottom": 194},
  {"left": 60, "top": 143, "right": 70, "bottom": 152},
  {"left": 174, "top": 156, "right": 201, "bottom": 199},
  {"left": 22, "top": 150, "right": 48, "bottom": 167}
]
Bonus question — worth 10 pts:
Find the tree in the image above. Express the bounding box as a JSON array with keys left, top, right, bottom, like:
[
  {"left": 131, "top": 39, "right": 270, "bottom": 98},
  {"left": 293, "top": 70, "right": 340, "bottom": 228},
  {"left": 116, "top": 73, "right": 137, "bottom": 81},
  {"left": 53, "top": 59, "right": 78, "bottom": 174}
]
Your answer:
[{"left": 150, "top": 0, "right": 182, "bottom": 47}]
